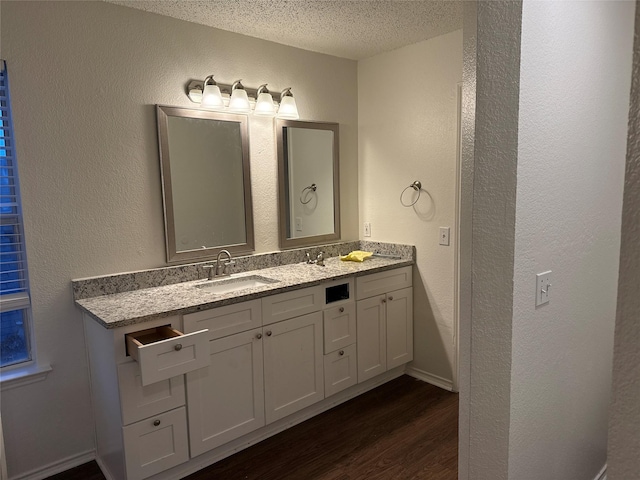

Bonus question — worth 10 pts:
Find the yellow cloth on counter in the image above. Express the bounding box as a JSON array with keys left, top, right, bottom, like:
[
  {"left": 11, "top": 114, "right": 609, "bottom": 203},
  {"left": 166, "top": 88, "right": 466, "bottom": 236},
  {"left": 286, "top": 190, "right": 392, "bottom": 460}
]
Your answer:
[{"left": 340, "top": 250, "right": 373, "bottom": 262}]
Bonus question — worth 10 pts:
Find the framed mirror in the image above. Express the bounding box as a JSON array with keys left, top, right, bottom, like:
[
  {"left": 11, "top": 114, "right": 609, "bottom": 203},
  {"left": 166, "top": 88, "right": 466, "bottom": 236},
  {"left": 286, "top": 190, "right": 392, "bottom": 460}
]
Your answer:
[
  {"left": 277, "top": 119, "right": 340, "bottom": 249},
  {"left": 156, "top": 105, "right": 254, "bottom": 264}
]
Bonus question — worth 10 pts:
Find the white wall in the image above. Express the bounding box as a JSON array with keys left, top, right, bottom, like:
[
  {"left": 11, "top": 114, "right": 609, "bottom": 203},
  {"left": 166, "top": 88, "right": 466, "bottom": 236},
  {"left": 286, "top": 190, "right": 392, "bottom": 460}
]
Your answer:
[
  {"left": 608, "top": 2, "right": 640, "bottom": 479},
  {"left": 358, "top": 30, "right": 462, "bottom": 385},
  {"left": 0, "top": 1, "right": 358, "bottom": 477},
  {"left": 509, "top": 2, "right": 634, "bottom": 478}
]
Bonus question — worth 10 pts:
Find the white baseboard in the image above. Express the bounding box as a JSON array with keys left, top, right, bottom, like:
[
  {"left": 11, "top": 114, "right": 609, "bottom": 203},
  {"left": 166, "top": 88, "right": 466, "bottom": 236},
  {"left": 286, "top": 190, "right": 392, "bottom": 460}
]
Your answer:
[
  {"left": 405, "top": 366, "right": 454, "bottom": 391},
  {"left": 10, "top": 450, "right": 95, "bottom": 480},
  {"left": 594, "top": 464, "right": 607, "bottom": 480}
]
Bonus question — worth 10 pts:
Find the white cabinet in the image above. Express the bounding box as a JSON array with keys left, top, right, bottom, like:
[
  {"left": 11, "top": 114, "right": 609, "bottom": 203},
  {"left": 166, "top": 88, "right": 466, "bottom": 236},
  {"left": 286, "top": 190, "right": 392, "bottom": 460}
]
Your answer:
[
  {"left": 323, "top": 343, "right": 357, "bottom": 397},
  {"left": 356, "top": 267, "right": 413, "bottom": 383},
  {"left": 263, "top": 311, "right": 324, "bottom": 424},
  {"left": 185, "top": 327, "right": 265, "bottom": 457}
]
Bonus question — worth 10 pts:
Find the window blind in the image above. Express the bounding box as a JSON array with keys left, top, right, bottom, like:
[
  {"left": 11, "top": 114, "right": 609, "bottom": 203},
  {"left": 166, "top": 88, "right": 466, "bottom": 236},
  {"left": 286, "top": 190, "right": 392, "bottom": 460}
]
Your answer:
[{"left": 0, "top": 60, "right": 29, "bottom": 298}]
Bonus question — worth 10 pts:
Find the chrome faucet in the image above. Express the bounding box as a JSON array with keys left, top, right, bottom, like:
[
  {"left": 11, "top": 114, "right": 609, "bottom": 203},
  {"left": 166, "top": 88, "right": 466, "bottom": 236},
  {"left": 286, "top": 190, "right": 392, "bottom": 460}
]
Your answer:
[
  {"left": 215, "top": 249, "right": 235, "bottom": 277},
  {"left": 305, "top": 251, "right": 325, "bottom": 267}
]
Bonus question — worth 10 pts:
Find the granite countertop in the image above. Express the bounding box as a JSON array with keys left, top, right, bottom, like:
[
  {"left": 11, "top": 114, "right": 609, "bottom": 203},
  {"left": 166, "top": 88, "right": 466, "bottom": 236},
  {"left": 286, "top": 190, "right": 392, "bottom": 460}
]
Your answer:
[{"left": 76, "top": 256, "right": 413, "bottom": 329}]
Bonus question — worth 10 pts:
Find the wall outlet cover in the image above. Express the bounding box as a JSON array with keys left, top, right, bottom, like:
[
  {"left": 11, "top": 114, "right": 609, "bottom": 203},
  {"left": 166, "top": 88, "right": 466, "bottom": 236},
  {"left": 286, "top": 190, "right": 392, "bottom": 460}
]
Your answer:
[{"left": 364, "top": 222, "right": 371, "bottom": 237}]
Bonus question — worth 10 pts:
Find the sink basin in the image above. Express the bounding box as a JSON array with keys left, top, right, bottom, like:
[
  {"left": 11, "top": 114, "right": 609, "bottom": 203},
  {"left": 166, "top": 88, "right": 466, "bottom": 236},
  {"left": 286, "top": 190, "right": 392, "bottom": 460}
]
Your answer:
[{"left": 196, "top": 275, "right": 279, "bottom": 294}]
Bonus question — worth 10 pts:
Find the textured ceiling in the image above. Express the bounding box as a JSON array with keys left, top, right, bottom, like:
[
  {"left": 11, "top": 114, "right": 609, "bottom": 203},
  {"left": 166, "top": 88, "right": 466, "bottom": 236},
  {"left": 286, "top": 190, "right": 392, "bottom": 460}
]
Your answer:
[{"left": 108, "top": 0, "right": 463, "bottom": 60}]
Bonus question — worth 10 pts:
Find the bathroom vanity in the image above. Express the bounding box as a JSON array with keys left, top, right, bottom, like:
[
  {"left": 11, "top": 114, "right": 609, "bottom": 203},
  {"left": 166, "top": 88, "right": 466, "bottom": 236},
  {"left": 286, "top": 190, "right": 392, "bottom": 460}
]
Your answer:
[{"left": 76, "top": 251, "right": 414, "bottom": 480}]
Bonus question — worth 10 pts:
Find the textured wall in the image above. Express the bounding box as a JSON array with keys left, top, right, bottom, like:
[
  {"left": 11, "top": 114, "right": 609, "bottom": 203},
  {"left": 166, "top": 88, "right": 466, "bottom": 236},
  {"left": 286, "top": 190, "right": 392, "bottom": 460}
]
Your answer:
[
  {"left": 510, "top": 1, "right": 635, "bottom": 479},
  {"left": 358, "top": 30, "right": 462, "bottom": 384},
  {"left": 468, "top": 2, "right": 523, "bottom": 478},
  {"left": 0, "top": 1, "right": 358, "bottom": 477},
  {"left": 608, "top": 2, "right": 640, "bottom": 478}
]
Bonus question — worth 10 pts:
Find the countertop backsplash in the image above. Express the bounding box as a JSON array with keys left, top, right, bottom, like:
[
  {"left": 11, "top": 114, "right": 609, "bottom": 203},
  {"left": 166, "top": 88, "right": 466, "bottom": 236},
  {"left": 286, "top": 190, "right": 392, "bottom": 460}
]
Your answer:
[{"left": 72, "top": 241, "right": 415, "bottom": 301}]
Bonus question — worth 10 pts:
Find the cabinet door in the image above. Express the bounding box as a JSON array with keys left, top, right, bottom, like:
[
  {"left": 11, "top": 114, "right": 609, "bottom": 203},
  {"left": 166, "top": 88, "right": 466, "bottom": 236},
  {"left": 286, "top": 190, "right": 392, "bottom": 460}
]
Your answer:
[
  {"left": 122, "top": 407, "right": 189, "bottom": 480},
  {"left": 186, "top": 328, "right": 265, "bottom": 458},
  {"left": 356, "top": 295, "right": 387, "bottom": 383},
  {"left": 323, "top": 302, "right": 356, "bottom": 353},
  {"left": 263, "top": 312, "right": 324, "bottom": 424},
  {"left": 386, "top": 287, "right": 414, "bottom": 369}
]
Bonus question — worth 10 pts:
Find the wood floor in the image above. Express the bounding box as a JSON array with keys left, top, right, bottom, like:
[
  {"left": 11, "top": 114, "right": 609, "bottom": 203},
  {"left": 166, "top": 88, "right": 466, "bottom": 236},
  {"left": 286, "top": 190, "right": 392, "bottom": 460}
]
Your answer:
[{"left": 47, "top": 375, "right": 458, "bottom": 480}]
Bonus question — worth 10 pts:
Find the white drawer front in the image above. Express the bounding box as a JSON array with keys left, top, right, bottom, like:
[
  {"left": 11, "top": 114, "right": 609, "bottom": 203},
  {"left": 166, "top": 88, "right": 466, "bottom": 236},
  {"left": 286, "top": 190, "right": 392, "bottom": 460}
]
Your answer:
[
  {"left": 262, "top": 285, "right": 323, "bottom": 325},
  {"left": 122, "top": 407, "right": 189, "bottom": 480},
  {"left": 183, "top": 299, "right": 262, "bottom": 341},
  {"left": 323, "top": 302, "right": 356, "bottom": 354},
  {"left": 324, "top": 344, "right": 357, "bottom": 397},
  {"left": 127, "top": 328, "right": 210, "bottom": 386},
  {"left": 356, "top": 266, "right": 412, "bottom": 300},
  {"left": 118, "top": 361, "right": 185, "bottom": 426}
]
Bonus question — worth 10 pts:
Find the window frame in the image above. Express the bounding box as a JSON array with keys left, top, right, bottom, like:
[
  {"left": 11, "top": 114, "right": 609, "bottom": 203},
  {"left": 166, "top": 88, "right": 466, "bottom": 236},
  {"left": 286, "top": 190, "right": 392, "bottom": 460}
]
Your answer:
[{"left": 0, "top": 59, "right": 35, "bottom": 370}]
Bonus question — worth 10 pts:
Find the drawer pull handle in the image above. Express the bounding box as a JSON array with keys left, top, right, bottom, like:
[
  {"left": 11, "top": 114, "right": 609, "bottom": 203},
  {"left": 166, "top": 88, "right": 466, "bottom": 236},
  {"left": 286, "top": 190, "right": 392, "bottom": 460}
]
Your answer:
[
  {"left": 339, "top": 350, "right": 345, "bottom": 356},
  {"left": 153, "top": 419, "right": 161, "bottom": 427},
  {"left": 339, "top": 307, "right": 345, "bottom": 313},
  {"left": 266, "top": 331, "right": 272, "bottom": 337},
  {"left": 256, "top": 333, "right": 263, "bottom": 340},
  {"left": 388, "top": 296, "right": 394, "bottom": 301},
  {"left": 174, "top": 344, "right": 183, "bottom": 351}
]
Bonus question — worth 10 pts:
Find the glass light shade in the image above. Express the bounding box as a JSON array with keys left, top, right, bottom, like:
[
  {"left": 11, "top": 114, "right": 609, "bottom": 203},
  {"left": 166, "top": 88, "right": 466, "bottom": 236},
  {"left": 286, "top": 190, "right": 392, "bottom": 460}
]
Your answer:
[
  {"left": 277, "top": 95, "right": 299, "bottom": 119},
  {"left": 201, "top": 84, "right": 224, "bottom": 109},
  {"left": 254, "top": 92, "right": 276, "bottom": 117},
  {"left": 228, "top": 88, "right": 250, "bottom": 113}
]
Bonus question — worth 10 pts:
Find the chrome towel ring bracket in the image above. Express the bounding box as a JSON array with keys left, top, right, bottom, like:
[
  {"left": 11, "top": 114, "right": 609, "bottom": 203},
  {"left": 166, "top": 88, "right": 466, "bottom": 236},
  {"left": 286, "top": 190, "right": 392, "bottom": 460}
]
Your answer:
[
  {"left": 300, "top": 183, "right": 317, "bottom": 204},
  {"left": 400, "top": 181, "right": 422, "bottom": 207}
]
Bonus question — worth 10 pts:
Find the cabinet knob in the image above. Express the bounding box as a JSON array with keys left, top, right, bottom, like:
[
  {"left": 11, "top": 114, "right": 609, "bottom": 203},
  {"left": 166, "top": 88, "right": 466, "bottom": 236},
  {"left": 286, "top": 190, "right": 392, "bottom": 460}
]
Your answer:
[
  {"left": 174, "top": 344, "right": 183, "bottom": 351},
  {"left": 153, "top": 419, "right": 161, "bottom": 427},
  {"left": 381, "top": 298, "right": 386, "bottom": 303},
  {"left": 339, "top": 307, "right": 345, "bottom": 313},
  {"left": 388, "top": 296, "right": 393, "bottom": 301},
  {"left": 266, "top": 331, "right": 272, "bottom": 337},
  {"left": 339, "top": 350, "right": 345, "bottom": 356},
  {"left": 256, "top": 333, "right": 263, "bottom": 340}
]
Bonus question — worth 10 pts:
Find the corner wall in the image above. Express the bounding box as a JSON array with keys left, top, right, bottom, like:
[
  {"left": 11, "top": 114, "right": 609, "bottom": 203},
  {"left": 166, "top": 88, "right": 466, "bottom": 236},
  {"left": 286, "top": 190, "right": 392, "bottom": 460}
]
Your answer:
[
  {"left": 607, "top": 2, "right": 640, "bottom": 478},
  {"left": 509, "top": 1, "right": 635, "bottom": 478},
  {"left": 0, "top": 2, "right": 358, "bottom": 477},
  {"left": 358, "top": 30, "right": 463, "bottom": 387}
]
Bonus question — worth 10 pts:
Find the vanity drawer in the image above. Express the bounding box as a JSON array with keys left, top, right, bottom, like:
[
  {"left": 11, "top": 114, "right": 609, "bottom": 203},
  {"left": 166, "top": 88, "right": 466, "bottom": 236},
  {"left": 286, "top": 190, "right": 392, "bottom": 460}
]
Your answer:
[
  {"left": 356, "top": 266, "right": 412, "bottom": 300},
  {"left": 262, "top": 285, "right": 324, "bottom": 325},
  {"left": 183, "top": 299, "right": 262, "bottom": 341},
  {"left": 126, "top": 326, "right": 209, "bottom": 386},
  {"left": 323, "top": 302, "right": 356, "bottom": 354},
  {"left": 324, "top": 344, "right": 357, "bottom": 397},
  {"left": 117, "top": 361, "right": 185, "bottom": 426}
]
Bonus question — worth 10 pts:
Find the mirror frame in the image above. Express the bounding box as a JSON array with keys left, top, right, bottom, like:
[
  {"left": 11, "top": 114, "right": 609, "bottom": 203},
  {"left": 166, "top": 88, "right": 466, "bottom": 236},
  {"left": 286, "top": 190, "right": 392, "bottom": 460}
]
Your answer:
[
  {"left": 156, "top": 105, "right": 255, "bottom": 264},
  {"left": 276, "top": 119, "right": 340, "bottom": 249}
]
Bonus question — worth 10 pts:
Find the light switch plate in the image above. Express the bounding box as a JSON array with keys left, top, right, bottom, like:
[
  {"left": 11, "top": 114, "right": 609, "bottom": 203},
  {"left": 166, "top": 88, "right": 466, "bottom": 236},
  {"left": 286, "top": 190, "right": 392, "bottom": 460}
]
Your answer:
[
  {"left": 364, "top": 222, "right": 371, "bottom": 237},
  {"left": 439, "top": 227, "right": 450, "bottom": 246},
  {"left": 295, "top": 217, "right": 303, "bottom": 232},
  {"left": 536, "top": 271, "right": 552, "bottom": 306}
]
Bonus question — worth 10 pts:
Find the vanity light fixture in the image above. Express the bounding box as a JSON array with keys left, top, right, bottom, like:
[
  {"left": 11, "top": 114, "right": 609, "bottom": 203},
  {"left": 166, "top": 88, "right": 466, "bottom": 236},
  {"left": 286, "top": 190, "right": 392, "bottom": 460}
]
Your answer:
[
  {"left": 228, "top": 80, "right": 251, "bottom": 113},
  {"left": 200, "top": 75, "right": 224, "bottom": 109},
  {"left": 253, "top": 84, "right": 277, "bottom": 117},
  {"left": 277, "top": 88, "right": 299, "bottom": 120},
  {"left": 186, "top": 77, "right": 299, "bottom": 118}
]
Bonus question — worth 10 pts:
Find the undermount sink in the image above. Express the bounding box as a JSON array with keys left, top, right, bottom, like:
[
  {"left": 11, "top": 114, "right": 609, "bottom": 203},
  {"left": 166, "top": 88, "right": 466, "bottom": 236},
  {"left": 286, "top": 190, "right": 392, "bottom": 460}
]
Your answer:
[{"left": 195, "top": 275, "right": 279, "bottom": 294}]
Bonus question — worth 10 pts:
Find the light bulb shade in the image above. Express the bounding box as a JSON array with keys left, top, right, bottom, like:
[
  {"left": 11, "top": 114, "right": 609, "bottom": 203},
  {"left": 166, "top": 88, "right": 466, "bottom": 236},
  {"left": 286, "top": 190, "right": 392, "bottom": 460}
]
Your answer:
[
  {"left": 201, "top": 84, "right": 224, "bottom": 109},
  {"left": 254, "top": 92, "right": 276, "bottom": 117},
  {"left": 277, "top": 95, "right": 299, "bottom": 119},
  {"left": 228, "top": 88, "right": 250, "bottom": 113}
]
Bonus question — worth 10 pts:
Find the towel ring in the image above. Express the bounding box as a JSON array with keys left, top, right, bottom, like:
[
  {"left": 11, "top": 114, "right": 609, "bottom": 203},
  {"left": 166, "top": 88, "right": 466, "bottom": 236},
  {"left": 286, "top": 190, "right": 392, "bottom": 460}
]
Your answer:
[
  {"left": 300, "top": 183, "right": 317, "bottom": 204},
  {"left": 400, "top": 181, "right": 422, "bottom": 207}
]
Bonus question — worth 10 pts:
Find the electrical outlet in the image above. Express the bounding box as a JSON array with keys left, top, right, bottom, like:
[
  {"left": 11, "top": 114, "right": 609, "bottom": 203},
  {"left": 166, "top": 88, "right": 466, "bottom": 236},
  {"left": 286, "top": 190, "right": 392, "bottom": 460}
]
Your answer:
[
  {"left": 439, "top": 227, "right": 450, "bottom": 246},
  {"left": 364, "top": 222, "right": 371, "bottom": 237},
  {"left": 295, "top": 217, "right": 303, "bottom": 232},
  {"left": 536, "top": 271, "right": 552, "bottom": 306}
]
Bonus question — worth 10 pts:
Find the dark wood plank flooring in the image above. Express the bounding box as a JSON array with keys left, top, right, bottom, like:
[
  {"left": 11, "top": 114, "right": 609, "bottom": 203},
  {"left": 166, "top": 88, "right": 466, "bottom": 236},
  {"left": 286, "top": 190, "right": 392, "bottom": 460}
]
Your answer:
[{"left": 47, "top": 375, "right": 458, "bottom": 480}]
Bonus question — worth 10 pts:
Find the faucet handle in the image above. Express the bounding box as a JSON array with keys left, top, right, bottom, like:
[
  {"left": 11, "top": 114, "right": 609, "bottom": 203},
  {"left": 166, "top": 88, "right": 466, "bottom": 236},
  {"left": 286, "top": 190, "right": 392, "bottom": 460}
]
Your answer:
[
  {"left": 222, "top": 260, "right": 236, "bottom": 275},
  {"left": 202, "top": 265, "right": 216, "bottom": 280},
  {"left": 316, "top": 252, "right": 325, "bottom": 266},
  {"left": 305, "top": 252, "right": 313, "bottom": 264}
]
